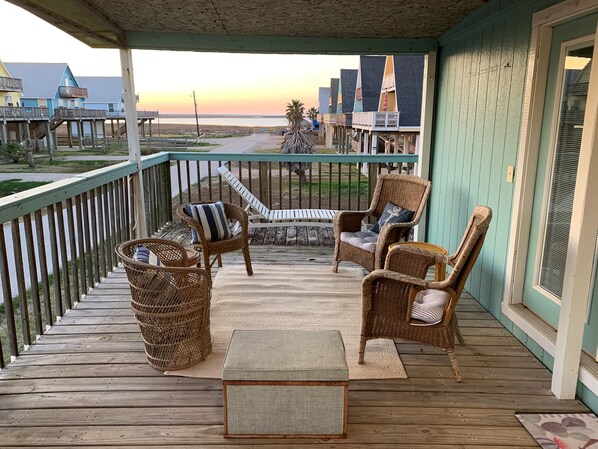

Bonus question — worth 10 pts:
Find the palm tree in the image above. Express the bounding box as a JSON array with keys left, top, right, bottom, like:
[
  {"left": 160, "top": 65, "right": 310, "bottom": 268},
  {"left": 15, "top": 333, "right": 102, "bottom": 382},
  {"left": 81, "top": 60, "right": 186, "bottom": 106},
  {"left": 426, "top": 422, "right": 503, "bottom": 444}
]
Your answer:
[
  {"left": 281, "top": 99, "right": 314, "bottom": 183},
  {"left": 307, "top": 107, "right": 318, "bottom": 121}
]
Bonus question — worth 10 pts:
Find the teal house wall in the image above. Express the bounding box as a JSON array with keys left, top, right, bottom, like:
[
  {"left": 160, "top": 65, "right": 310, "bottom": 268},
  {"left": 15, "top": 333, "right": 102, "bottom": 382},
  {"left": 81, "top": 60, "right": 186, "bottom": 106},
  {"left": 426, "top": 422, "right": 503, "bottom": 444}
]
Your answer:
[{"left": 428, "top": 0, "right": 597, "bottom": 411}]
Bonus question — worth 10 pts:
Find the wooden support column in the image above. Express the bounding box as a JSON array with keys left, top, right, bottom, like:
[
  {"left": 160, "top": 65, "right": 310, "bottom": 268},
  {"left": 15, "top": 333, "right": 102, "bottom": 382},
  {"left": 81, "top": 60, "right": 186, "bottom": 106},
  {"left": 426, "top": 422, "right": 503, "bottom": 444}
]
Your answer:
[
  {"left": 45, "top": 122, "right": 54, "bottom": 151},
  {"left": 67, "top": 122, "right": 73, "bottom": 148},
  {"left": 120, "top": 48, "right": 147, "bottom": 238},
  {"left": 415, "top": 50, "right": 437, "bottom": 242},
  {"left": 551, "top": 34, "right": 598, "bottom": 399},
  {"left": 90, "top": 121, "right": 97, "bottom": 148},
  {"left": 77, "top": 121, "right": 84, "bottom": 150},
  {"left": 0, "top": 121, "right": 7, "bottom": 145}
]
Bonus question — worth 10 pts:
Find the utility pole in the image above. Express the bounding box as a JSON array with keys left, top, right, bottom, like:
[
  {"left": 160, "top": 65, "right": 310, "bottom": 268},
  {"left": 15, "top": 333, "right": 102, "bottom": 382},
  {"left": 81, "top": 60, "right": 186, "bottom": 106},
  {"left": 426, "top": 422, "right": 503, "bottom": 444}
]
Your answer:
[{"left": 192, "top": 90, "right": 201, "bottom": 140}]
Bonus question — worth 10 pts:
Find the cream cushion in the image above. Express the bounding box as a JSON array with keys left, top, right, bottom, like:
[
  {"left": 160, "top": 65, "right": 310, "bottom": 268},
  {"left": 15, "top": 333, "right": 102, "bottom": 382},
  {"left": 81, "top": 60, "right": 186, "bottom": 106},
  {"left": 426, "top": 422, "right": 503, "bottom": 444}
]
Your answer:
[{"left": 410, "top": 289, "right": 450, "bottom": 326}]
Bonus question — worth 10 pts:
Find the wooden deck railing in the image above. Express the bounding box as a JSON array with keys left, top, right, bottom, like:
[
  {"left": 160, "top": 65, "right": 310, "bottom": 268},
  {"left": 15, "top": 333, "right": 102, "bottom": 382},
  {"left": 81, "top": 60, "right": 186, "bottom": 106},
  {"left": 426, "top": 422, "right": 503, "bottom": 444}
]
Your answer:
[
  {"left": 0, "top": 155, "right": 171, "bottom": 366},
  {"left": 0, "top": 151, "right": 416, "bottom": 366}
]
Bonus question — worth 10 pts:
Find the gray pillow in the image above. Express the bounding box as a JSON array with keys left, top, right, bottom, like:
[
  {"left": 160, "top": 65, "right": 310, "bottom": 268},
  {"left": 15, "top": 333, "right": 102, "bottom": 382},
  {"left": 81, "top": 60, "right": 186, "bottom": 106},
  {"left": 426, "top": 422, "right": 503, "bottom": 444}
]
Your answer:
[{"left": 372, "top": 202, "right": 414, "bottom": 234}]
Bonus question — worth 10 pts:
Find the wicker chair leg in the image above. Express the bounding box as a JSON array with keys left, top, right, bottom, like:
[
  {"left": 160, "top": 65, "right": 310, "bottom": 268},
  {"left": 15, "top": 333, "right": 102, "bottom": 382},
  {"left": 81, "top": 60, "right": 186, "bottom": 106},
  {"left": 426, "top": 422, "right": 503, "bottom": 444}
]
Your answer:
[
  {"left": 203, "top": 253, "right": 212, "bottom": 279},
  {"left": 455, "top": 325, "right": 465, "bottom": 346},
  {"left": 243, "top": 246, "right": 253, "bottom": 276},
  {"left": 448, "top": 351, "right": 462, "bottom": 382},
  {"left": 216, "top": 254, "right": 223, "bottom": 268},
  {"left": 332, "top": 260, "right": 339, "bottom": 273},
  {"left": 332, "top": 243, "right": 340, "bottom": 273},
  {"left": 358, "top": 337, "right": 366, "bottom": 364}
]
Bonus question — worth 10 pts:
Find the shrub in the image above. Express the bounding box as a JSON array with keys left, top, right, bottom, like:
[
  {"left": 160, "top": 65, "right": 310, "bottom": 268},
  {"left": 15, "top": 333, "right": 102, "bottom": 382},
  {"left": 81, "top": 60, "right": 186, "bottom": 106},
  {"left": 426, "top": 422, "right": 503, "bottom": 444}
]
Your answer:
[{"left": 1, "top": 141, "right": 26, "bottom": 164}]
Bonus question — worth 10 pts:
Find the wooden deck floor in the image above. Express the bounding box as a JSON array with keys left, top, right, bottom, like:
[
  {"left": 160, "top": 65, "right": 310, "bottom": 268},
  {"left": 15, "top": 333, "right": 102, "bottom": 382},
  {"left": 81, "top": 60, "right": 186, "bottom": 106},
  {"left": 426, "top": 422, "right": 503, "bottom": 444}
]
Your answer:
[{"left": 0, "top": 236, "right": 589, "bottom": 447}]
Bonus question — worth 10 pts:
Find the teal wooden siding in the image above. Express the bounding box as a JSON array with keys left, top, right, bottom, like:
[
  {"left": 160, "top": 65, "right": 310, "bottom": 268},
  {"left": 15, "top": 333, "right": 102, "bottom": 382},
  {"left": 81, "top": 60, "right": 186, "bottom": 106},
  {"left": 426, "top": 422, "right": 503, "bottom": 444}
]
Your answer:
[
  {"left": 429, "top": 0, "right": 598, "bottom": 413},
  {"left": 430, "top": 0, "right": 558, "bottom": 316}
]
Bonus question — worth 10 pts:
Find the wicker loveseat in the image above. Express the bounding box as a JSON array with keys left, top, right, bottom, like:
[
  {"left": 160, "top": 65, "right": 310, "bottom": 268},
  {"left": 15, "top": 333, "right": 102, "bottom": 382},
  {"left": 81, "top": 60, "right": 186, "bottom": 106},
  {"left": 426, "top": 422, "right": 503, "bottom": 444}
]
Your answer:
[{"left": 116, "top": 238, "right": 212, "bottom": 371}]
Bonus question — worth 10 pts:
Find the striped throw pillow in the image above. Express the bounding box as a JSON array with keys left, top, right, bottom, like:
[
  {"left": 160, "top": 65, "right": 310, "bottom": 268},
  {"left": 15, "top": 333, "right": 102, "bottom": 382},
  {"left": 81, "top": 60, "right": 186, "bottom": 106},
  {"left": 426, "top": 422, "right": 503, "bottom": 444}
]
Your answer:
[
  {"left": 410, "top": 289, "right": 449, "bottom": 326},
  {"left": 184, "top": 202, "right": 232, "bottom": 243}
]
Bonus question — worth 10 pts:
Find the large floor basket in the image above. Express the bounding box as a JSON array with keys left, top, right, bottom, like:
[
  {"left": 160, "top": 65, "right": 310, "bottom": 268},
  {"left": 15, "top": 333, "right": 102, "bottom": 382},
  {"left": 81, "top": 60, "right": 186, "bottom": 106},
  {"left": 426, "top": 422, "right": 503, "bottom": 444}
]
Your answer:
[{"left": 116, "top": 239, "right": 212, "bottom": 370}]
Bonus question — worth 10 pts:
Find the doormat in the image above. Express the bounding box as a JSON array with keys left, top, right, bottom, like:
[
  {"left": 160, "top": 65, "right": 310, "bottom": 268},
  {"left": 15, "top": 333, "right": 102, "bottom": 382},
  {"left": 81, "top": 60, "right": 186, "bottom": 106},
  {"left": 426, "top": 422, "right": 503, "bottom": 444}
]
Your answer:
[{"left": 516, "top": 413, "right": 598, "bottom": 448}]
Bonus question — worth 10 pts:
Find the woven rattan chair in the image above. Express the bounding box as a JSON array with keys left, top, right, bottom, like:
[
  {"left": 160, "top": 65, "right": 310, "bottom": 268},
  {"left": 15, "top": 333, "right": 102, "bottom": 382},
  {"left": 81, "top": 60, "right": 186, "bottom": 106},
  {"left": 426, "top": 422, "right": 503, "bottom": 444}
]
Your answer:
[
  {"left": 176, "top": 202, "right": 253, "bottom": 280},
  {"left": 116, "top": 238, "right": 212, "bottom": 371},
  {"left": 359, "top": 206, "right": 492, "bottom": 382},
  {"left": 332, "top": 173, "right": 431, "bottom": 273}
]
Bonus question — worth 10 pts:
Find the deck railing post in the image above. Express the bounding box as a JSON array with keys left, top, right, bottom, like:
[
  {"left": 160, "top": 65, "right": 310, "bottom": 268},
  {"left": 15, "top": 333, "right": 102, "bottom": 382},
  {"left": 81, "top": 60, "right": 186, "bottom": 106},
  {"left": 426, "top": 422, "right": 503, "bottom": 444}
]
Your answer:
[{"left": 120, "top": 48, "right": 147, "bottom": 238}]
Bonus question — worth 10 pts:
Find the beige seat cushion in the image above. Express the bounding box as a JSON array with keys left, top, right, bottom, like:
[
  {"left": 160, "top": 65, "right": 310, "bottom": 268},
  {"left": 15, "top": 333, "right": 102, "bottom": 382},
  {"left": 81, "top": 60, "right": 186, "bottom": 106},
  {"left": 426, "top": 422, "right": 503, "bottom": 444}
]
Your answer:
[{"left": 340, "top": 230, "right": 378, "bottom": 253}]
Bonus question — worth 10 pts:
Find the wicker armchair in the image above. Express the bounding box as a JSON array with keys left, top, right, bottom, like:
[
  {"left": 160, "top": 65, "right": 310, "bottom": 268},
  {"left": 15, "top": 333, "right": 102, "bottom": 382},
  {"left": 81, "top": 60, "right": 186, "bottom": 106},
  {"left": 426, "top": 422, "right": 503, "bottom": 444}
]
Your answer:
[
  {"left": 359, "top": 206, "right": 492, "bottom": 382},
  {"left": 116, "top": 238, "right": 212, "bottom": 371},
  {"left": 333, "top": 174, "right": 431, "bottom": 273},
  {"left": 176, "top": 202, "right": 253, "bottom": 280}
]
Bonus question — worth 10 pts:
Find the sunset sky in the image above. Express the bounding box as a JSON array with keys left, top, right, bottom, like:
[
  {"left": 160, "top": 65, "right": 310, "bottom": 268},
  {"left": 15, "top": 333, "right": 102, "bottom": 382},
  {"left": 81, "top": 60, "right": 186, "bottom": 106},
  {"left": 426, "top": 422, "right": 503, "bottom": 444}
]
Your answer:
[{"left": 0, "top": 1, "right": 358, "bottom": 115}]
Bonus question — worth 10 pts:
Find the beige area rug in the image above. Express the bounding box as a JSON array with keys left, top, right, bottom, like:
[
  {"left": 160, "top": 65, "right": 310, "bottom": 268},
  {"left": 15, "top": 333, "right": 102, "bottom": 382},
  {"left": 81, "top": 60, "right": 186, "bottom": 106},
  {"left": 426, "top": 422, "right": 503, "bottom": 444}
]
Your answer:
[{"left": 165, "top": 264, "right": 407, "bottom": 380}]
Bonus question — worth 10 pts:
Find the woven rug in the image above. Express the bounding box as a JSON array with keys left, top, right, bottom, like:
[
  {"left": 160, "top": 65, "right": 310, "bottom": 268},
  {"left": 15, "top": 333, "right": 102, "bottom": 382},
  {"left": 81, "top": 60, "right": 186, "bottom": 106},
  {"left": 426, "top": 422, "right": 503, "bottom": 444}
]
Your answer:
[
  {"left": 165, "top": 264, "right": 407, "bottom": 380},
  {"left": 516, "top": 413, "right": 598, "bottom": 448}
]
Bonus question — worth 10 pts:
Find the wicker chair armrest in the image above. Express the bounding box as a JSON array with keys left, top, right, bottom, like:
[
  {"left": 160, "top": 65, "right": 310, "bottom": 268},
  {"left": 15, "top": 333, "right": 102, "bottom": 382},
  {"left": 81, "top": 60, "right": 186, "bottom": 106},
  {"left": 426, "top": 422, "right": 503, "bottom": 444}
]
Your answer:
[
  {"left": 334, "top": 210, "right": 370, "bottom": 233},
  {"left": 223, "top": 202, "right": 249, "bottom": 231},
  {"left": 386, "top": 244, "right": 450, "bottom": 267}
]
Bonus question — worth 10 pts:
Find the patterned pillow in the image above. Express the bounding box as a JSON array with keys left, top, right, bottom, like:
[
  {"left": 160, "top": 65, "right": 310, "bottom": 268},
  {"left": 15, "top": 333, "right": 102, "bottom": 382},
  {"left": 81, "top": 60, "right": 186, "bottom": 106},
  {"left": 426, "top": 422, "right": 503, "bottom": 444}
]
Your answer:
[
  {"left": 410, "top": 289, "right": 449, "bottom": 326},
  {"left": 372, "top": 202, "right": 414, "bottom": 234},
  {"left": 132, "top": 245, "right": 160, "bottom": 265},
  {"left": 183, "top": 202, "right": 232, "bottom": 243}
]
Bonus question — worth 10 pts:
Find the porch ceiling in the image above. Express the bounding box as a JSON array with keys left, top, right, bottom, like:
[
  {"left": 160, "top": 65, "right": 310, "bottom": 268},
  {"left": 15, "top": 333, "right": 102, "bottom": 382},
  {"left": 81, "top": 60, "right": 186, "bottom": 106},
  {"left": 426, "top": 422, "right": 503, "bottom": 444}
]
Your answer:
[{"left": 7, "top": 0, "right": 486, "bottom": 53}]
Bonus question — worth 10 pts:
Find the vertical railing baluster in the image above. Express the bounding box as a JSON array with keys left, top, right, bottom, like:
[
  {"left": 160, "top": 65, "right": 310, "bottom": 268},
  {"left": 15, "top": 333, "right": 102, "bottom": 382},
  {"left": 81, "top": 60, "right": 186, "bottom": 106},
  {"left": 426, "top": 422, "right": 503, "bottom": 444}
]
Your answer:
[
  {"left": 287, "top": 164, "right": 292, "bottom": 209},
  {"left": 357, "top": 163, "right": 362, "bottom": 211},
  {"left": 55, "top": 201, "right": 72, "bottom": 310},
  {"left": 318, "top": 163, "right": 322, "bottom": 210},
  {"left": 0, "top": 225, "right": 18, "bottom": 361},
  {"left": 248, "top": 161, "right": 253, "bottom": 201},
  {"left": 277, "top": 163, "right": 282, "bottom": 209},
  {"left": 207, "top": 162, "right": 213, "bottom": 201},
  {"left": 108, "top": 184, "right": 118, "bottom": 266},
  {"left": 164, "top": 162, "right": 173, "bottom": 224},
  {"left": 308, "top": 163, "right": 313, "bottom": 209},
  {"left": 34, "top": 210, "right": 52, "bottom": 327},
  {"left": 81, "top": 192, "right": 94, "bottom": 291},
  {"left": 123, "top": 177, "right": 131, "bottom": 241},
  {"left": 337, "top": 163, "right": 342, "bottom": 210},
  {"left": 238, "top": 162, "right": 243, "bottom": 207},
  {"left": 47, "top": 204, "right": 64, "bottom": 318},
  {"left": 268, "top": 162, "right": 273, "bottom": 209},
  {"left": 186, "top": 161, "right": 192, "bottom": 204},
  {"left": 177, "top": 161, "right": 183, "bottom": 206},
  {"left": 347, "top": 163, "right": 352, "bottom": 211},
  {"left": 96, "top": 187, "right": 107, "bottom": 278},
  {"left": 11, "top": 219, "right": 31, "bottom": 347},
  {"left": 113, "top": 182, "right": 122, "bottom": 247},
  {"left": 101, "top": 186, "right": 113, "bottom": 272},
  {"left": 75, "top": 195, "right": 88, "bottom": 296},
  {"left": 218, "top": 161, "right": 223, "bottom": 201},
  {"left": 195, "top": 161, "right": 201, "bottom": 203},
  {"left": 23, "top": 214, "right": 43, "bottom": 336},
  {"left": 66, "top": 198, "right": 81, "bottom": 302},
  {"left": 328, "top": 163, "right": 333, "bottom": 210}
]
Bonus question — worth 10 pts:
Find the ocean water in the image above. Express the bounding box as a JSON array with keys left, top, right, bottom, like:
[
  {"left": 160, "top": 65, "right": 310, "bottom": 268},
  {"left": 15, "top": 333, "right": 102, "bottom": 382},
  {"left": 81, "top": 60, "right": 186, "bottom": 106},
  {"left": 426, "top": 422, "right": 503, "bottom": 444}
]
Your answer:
[{"left": 158, "top": 115, "right": 287, "bottom": 127}]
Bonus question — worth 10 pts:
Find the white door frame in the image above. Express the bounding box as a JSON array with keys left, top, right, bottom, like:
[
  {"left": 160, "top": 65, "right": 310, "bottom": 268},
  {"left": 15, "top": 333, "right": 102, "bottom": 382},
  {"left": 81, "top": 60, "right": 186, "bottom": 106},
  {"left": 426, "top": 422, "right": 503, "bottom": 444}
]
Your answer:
[{"left": 502, "top": 0, "right": 598, "bottom": 399}]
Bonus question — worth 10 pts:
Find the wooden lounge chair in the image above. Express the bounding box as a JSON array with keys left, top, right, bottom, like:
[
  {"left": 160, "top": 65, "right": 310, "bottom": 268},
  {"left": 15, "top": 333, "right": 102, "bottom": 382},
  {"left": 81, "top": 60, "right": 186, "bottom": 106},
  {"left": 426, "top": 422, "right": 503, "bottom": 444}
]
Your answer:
[{"left": 217, "top": 165, "right": 337, "bottom": 227}]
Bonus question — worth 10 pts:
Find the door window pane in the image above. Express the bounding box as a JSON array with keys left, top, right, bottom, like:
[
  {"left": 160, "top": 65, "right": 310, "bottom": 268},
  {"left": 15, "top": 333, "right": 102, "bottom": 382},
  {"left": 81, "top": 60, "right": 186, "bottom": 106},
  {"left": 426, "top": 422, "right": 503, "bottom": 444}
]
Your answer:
[{"left": 539, "top": 44, "right": 593, "bottom": 298}]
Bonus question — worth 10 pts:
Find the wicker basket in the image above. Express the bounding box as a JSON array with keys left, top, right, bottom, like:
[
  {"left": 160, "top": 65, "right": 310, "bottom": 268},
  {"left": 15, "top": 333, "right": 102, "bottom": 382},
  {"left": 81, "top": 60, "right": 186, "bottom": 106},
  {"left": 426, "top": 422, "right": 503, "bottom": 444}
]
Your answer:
[{"left": 116, "top": 238, "right": 212, "bottom": 371}]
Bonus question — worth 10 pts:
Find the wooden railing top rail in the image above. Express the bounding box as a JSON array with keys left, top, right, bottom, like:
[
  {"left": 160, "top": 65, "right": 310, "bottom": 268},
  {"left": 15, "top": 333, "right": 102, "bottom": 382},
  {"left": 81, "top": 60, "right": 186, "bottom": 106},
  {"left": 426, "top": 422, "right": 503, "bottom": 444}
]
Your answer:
[{"left": 168, "top": 152, "right": 418, "bottom": 164}]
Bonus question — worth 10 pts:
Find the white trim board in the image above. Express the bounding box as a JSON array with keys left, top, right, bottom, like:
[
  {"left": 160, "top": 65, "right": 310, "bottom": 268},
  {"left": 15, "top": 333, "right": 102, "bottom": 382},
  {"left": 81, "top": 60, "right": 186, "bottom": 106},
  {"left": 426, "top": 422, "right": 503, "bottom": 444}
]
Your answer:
[{"left": 502, "top": 302, "right": 598, "bottom": 398}]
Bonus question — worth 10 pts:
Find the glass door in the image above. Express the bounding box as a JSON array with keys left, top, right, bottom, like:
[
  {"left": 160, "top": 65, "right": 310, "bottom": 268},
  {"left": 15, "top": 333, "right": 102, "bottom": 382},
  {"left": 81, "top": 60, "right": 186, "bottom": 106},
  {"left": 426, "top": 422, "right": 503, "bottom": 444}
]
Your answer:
[{"left": 522, "top": 13, "right": 598, "bottom": 358}]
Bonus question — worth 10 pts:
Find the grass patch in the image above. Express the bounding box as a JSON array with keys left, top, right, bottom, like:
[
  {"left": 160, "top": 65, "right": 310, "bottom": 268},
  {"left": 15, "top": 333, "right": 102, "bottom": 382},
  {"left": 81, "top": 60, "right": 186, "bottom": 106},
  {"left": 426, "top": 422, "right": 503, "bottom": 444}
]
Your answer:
[
  {"left": 0, "top": 159, "right": 119, "bottom": 174},
  {"left": 0, "top": 179, "right": 50, "bottom": 198}
]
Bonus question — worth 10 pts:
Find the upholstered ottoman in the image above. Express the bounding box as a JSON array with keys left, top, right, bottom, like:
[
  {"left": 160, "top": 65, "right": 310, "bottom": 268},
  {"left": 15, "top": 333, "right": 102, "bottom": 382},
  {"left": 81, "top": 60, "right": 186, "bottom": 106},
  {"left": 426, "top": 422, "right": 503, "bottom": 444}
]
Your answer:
[{"left": 222, "top": 330, "right": 349, "bottom": 438}]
